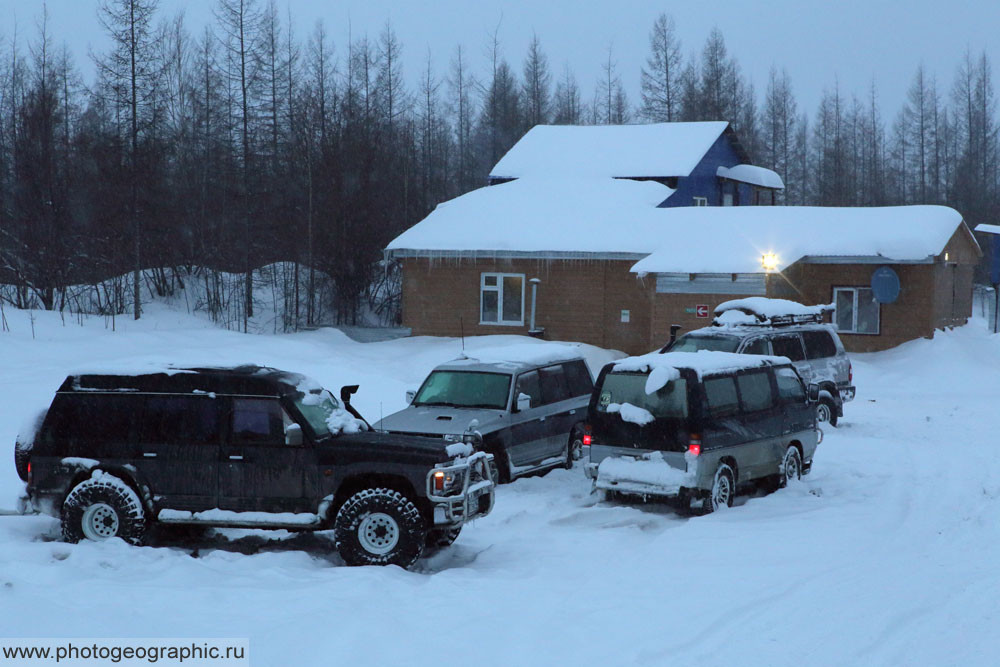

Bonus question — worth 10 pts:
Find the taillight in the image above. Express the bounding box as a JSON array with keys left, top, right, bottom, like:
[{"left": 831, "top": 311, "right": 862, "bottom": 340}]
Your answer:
[
  {"left": 26, "top": 461, "right": 32, "bottom": 482},
  {"left": 582, "top": 434, "right": 592, "bottom": 446},
  {"left": 849, "top": 361, "right": 853, "bottom": 384},
  {"left": 688, "top": 434, "right": 702, "bottom": 456}
]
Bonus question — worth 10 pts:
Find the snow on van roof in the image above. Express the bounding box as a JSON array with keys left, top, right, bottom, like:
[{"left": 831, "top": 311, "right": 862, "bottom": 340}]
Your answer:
[
  {"left": 612, "top": 350, "right": 788, "bottom": 393},
  {"left": 386, "top": 177, "right": 674, "bottom": 256},
  {"left": 489, "top": 122, "right": 730, "bottom": 180},
  {"left": 630, "top": 205, "right": 966, "bottom": 273}
]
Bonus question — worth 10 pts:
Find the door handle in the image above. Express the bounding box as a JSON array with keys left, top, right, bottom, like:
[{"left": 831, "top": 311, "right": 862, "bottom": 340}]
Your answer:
[
  {"left": 142, "top": 452, "right": 157, "bottom": 458},
  {"left": 228, "top": 455, "right": 244, "bottom": 461}
]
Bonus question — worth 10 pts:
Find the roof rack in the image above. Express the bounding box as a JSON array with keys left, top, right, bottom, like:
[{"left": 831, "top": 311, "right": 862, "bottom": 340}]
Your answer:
[{"left": 712, "top": 310, "right": 827, "bottom": 328}]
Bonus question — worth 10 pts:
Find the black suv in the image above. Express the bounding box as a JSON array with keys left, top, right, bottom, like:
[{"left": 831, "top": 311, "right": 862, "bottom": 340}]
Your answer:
[{"left": 14, "top": 366, "right": 495, "bottom": 568}]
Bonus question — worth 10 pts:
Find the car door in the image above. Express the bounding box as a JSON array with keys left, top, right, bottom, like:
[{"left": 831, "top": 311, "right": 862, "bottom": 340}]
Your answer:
[
  {"left": 133, "top": 394, "right": 223, "bottom": 512},
  {"left": 770, "top": 333, "right": 810, "bottom": 383},
  {"left": 734, "top": 369, "right": 783, "bottom": 479},
  {"left": 776, "top": 366, "right": 814, "bottom": 437},
  {"left": 536, "top": 363, "right": 576, "bottom": 460},
  {"left": 218, "top": 397, "right": 312, "bottom": 513},
  {"left": 700, "top": 374, "right": 748, "bottom": 470},
  {"left": 507, "top": 370, "right": 547, "bottom": 468}
]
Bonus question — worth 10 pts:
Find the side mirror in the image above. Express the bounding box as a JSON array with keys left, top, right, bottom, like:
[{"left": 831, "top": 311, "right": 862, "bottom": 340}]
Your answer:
[
  {"left": 515, "top": 393, "right": 532, "bottom": 412},
  {"left": 285, "top": 423, "right": 303, "bottom": 446},
  {"left": 807, "top": 384, "right": 821, "bottom": 402},
  {"left": 405, "top": 390, "right": 416, "bottom": 405}
]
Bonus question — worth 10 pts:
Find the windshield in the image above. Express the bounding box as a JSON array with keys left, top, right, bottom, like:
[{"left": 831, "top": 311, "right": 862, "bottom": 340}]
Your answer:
[
  {"left": 596, "top": 372, "right": 688, "bottom": 419},
  {"left": 293, "top": 390, "right": 365, "bottom": 439},
  {"left": 413, "top": 371, "right": 512, "bottom": 409},
  {"left": 670, "top": 334, "right": 739, "bottom": 353}
]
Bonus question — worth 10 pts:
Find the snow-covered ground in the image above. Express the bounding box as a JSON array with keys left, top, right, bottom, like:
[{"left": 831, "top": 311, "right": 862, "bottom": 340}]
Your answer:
[{"left": 1, "top": 305, "right": 998, "bottom": 666}]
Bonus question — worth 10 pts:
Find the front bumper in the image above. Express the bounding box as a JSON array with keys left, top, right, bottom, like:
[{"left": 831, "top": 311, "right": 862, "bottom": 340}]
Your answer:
[{"left": 427, "top": 452, "right": 496, "bottom": 526}]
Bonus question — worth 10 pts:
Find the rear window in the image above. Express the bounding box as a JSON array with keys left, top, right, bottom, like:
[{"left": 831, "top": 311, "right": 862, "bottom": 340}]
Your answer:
[
  {"left": 139, "top": 396, "right": 223, "bottom": 445},
  {"left": 703, "top": 376, "right": 740, "bottom": 418},
  {"left": 671, "top": 334, "right": 740, "bottom": 353},
  {"left": 770, "top": 334, "right": 805, "bottom": 362},
  {"left": 596, "top": 372, "right": 688, "bottom": 419},
  {"left": 737, "top": 371, "right": 774, "bottom": 412},
  {"left": 803, "top": 330, "right": 838, "bottom": 359},
  {"left": 43, "top": 394, "right": 141, "bottom": 449},
  {"left": 563, "top": 360, "right": 594, "bottom": 397}
]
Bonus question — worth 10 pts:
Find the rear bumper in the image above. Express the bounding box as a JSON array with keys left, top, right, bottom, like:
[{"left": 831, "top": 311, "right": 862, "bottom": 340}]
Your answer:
[
  {"left": 427, "top": 452, "right": 496, "bottom": 526},
  {"left": 839, "top": 385, "right": 856, "bottom": 403}
]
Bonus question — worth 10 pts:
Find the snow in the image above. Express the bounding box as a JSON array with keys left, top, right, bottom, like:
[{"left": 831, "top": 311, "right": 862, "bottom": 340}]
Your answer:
[
  {"left": 325, "top": 408, "right": 367, "bottom": 435},
  {"left": 159, "top": 509, "right": 320, "bottom": 526},
  {"left": 15, "top": 408, "right": 48, "bottom": 452},
  {"left": 61, "top": 457, "right": 100, "bottom": 468},
  {"left": 614, "top": 350, "right": 785, "bottom": 382},
  {"left": 605, "top": 402, "right": 655, "bottom": 426},
  {"left": 974, "top": 223, "right": 1000, "bottom": 235},
  {"left": 716, "top": 163, "right": 785, "bottom": 189},
  {"left": 489, "top": 122, "right": 730, "bottom": 179},
  {"left": 452, "top": 341, "right": 616, "bottom": 373},
  {"left": 714, "top": 309, "right": 760, "bottom": 326},
  {"left": 596, "top": 451, "right": 694, "bottom": 492},
  {"left": 444, "top": 442, "right": 474, "bottom": 458},
  {"left": 386, "top": 177, "right": 674, "bottom": 256},
  {"left": 715, "top": 297, "right": 833, "bottom": 321},
  {"left": 2, "top": 302, "right": 1000, "bottom": 665}
]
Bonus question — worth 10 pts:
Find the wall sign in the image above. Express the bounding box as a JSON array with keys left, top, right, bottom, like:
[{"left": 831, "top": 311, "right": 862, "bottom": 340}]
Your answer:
[
  {"left": 620, "top": 309, "right": 630, "bottom": 323},
  {"left": 695, "top": 304, "right": 710, "bottom": 318},
  {"left": 871, "top": 266, "right": 901, "bottom": 304}
]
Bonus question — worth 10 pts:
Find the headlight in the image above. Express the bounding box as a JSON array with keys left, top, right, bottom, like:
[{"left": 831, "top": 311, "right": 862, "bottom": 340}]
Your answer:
[
  {"left": 432, "top": 469, "right": 465, "bottom": 495},
  {"left": 462, "top": 431, "right": 483, "bottom": 447},
  {"left": 443, "top": 434, "right": 462, "bottom": 443}
]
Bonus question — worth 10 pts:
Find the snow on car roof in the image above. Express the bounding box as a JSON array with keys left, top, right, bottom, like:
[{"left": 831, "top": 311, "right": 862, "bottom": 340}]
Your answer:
[
  {"left": 489, "top": 122, "right": 730, "bottom": 180},
  {"left": 439, "top": 343, "right": 586, "bottom": 372},
  {"left": 612, "top": 350, "right": 789, "bottom": 393}
]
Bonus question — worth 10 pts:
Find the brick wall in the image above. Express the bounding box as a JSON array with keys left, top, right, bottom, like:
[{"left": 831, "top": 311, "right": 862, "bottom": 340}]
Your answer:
[
  {"left": 650, "top": 292, "right": 757, "bottom": 347},
  {"left": 400, "top": 258, "right": 655, "bottom": 354}
]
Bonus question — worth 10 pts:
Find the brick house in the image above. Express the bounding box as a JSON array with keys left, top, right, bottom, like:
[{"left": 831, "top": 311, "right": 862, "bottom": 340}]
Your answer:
[{"left": 386, "top": 124, "right": 980, "bottom": 355}]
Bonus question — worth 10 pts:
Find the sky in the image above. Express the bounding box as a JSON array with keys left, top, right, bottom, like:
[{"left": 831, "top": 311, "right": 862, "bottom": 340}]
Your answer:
[{"left": 3, "top": 0, "right": 1000, "bottom": 120}]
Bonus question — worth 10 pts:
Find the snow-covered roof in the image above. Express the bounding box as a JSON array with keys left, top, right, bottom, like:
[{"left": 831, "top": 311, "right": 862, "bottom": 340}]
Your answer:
[
  {"left": 613, "top": 350, "right": 789, "bottom": 384},
  {"left": 974, "top": 223, "right": 1000, "bottom": 235},
  {"left": 629, "top": 205, "right": 967, "bottom": 274},
  {"left": 716, "top": 164, "right": 784, "bottom": 189},
  {"left": 489, "top": 122, "right": 731, "bottom": 180},
  {"left": 386, "top": 177, "right": 674, "bottom": 256}
]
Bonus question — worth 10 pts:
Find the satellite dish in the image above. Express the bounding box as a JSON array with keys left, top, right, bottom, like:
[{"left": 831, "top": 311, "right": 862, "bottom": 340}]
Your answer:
[{"left": 871, "top": 266, "right": 901, "bottom": 304}]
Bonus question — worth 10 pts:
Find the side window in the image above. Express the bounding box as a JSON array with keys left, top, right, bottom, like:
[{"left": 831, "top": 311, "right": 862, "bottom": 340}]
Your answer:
[
  {"left": 232, "top": 398, "right": 285, "bottom": 443},
  {"left": 47, "top": 395, "right": 141, "bottom": 448},
  {"left": 737, "top": 371, "right": 774, "bottom": 412},
  {"left": 770, "top": 334, "right": 805, "bottom": 362},
  {"left": 538, "top": 365, "right": 570, "bottom": 404},
  {"left": 563, "top": 360, "right": 594, "bottom": 397},
  {"left": 802, "top": 330, "right": 838, "bottom": 359},
  {"left": 775, "top": 368, "right": 806, "bottom": 402},
  {"left": 140, "top": 396, "right": 223, "bottom": 445},
  {"left": 514, "top": 371, "right": 542, "bottom": 409},
  {"left": 741, "top": 337, "right": 770, "bottom": 355},
  {"left": 703, "top": 376, "right": 740, "bottom": 418}
]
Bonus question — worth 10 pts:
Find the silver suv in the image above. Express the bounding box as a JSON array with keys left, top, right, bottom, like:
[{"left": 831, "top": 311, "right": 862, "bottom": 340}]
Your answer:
[
  {"left": 664, "top": 300, "right": 855, "bottom": 426},
  {"left": 375, "top": 352, "right": 594, "bottom": 482}
]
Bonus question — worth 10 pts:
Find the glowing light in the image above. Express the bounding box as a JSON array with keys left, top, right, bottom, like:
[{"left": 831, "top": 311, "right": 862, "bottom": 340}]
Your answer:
[{"left": 761, "top": 252, "right": 780, "bottom": 272}]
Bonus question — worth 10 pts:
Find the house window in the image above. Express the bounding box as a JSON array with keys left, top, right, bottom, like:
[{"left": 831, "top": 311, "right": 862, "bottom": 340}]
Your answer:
[
  {"left": 480, "top": 273, "right": 525, "bottom": 325},
  {"left": 693, "top": 196, "right": 708, "bottom": 206},
  {"left": 834, "top": 287, "right": 880, "bottom": 335}
]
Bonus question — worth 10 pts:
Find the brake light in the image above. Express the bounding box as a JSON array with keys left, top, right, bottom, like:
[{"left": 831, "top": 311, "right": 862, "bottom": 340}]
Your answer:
[
  {"left": 27, "top": 461, "right": 32, "bottom": 476},
  {"left": 582, "top": 434, "right": 592, "bottom": 446},
  {"left": 433, "top": 471, "right": 445, "bottom": 491},
  {"left": 688, "top": 434, "right": 702, "bottom": 456},
  {"left": 849, "top": 361, "right": 853, "bottom": 383}
]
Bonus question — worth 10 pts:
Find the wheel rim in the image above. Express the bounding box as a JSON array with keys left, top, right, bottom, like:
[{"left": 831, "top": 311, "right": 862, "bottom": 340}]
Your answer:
[
  {"left": 784, "top": 450, "right": 801, "bottom": 481},
  {"left": 713, "top": 474, "right": 731, "bottom": 509},
  {"left": 81, "top": 503, "right": 120, "bottom": 541},
  {"left": 358, "top": 512, "right": 400, "bottom": 555},
  {"left": 817, "top": 403, "right": 831, "bottom": 423}
]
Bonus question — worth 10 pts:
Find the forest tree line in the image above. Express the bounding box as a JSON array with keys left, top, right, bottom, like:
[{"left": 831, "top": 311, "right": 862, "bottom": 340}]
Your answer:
[{"left": 0, "top": 3, "right": 997, "bottom": 329}]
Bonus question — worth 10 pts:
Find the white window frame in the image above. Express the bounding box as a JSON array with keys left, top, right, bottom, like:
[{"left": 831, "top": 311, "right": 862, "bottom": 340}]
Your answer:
[
  {"left": 833, "top": 287, "right": 881, "bottom": 335},
  {"left": 480, "top": 272, "right": 525, "bottom": 326},
  {"left": 693, "top": 196, "right": 708, "bottom": 206}
]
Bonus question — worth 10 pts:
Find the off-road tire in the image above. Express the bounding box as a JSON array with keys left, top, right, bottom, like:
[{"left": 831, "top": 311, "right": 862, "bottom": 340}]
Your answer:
[
  {"left": 779, "top": 446, "right": 803, "bottom": 488},
  {"left": 702, "top": 464, "right": 736, "bottom": 513},
  {"left": 334, "top": 488, "right": 425, "bottom": 568},
  {"left": 817, "top": 398, "right": 839, "bottom": 427},
  {"left": 61, "top": 476, "right": 147, "bottom": 546},
  {"left": 425, "top": 526, "right": 462, "bottom": 550},
  {"left": 564, "top": 433, "right": 584, "bottom": 469}
]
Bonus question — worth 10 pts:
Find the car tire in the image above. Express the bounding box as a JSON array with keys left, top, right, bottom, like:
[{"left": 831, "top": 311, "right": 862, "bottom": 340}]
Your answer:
[
  {"left": 564, "top": 433, "right": 584, "bottom": 469},
  {"left": 490, "top": 447, "right": 512, "bottom": 484},
  {"left": 702, "top": 464, "right": 735, "bottom": 513},
  {"left": 817, "top": 397, "right": 839, "bottom": 427},
  {"left": 779, "top": 446, "right": 802, "bottom": 488},
  {"left": 61, "top": 475, "right": 147, "bottom": 546},
  {"left": 334, "top": 488, "right": 425, "bottom": 568},
  {"left": 425, "top": 526, "right": 462, "bottom": 550}
]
